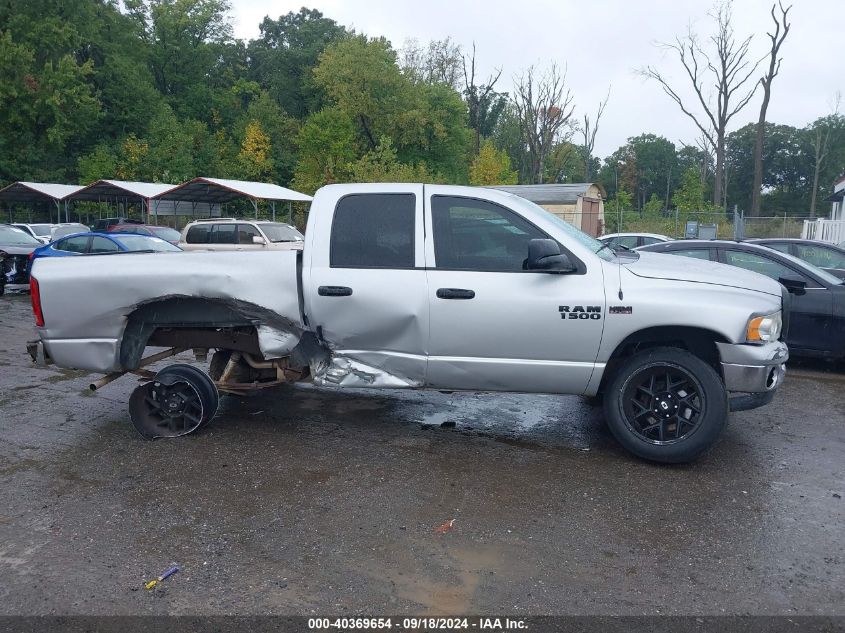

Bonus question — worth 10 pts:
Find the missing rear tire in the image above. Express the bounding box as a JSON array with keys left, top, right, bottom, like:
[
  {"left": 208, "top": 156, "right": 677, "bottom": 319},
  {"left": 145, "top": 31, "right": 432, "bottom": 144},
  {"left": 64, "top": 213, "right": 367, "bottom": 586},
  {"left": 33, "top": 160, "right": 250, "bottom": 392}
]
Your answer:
[{"left": 129, "top": 364, "right": 219, "bottom": 439}]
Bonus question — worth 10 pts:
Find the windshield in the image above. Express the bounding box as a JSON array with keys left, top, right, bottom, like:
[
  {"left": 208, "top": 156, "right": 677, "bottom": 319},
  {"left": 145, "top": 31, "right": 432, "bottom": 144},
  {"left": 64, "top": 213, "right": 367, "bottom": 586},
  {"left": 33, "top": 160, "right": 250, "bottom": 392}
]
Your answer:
[
  {"left": 151, "top": 226, "right": 181, "bottom": 241},
  {"left": 113, "top": 235, "right": 182, "bottom": 252},
  {"left": 517, "top": 198, "right": 614, "bottom": 262},
  {"left": 0, "top": 225, "right": 40, "bottom": 245},
  {"left": 30, "top": 224, "right": 54, "bottom": 236},
  {"left": 779, "top": 250, "right": 844, "bottom": 286},
  {"left": 259, "top": 223, "right": 304, "bottom": 243}
]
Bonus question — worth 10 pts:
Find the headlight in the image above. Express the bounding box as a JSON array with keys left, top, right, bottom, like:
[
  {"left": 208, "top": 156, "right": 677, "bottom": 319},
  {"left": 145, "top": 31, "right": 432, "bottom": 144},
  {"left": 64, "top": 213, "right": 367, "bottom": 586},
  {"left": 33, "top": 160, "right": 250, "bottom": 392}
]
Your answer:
[{"left": 746, "top": 311, "right": 782, "bottom": 343}]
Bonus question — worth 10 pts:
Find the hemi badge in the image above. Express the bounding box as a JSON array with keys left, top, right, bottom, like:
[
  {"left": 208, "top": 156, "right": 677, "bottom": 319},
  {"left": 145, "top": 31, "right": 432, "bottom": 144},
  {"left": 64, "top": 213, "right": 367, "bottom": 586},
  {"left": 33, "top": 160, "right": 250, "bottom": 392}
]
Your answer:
[{"left": 609, "top": 306, "right": 633, "bottom": 315}]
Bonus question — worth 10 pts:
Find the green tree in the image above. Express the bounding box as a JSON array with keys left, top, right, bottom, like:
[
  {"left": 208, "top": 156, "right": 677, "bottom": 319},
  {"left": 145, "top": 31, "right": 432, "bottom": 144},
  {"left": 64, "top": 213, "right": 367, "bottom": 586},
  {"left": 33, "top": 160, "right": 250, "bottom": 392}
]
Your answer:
[
  {"left": 291, "top": 107, "right": 358, "bottom": 194},
  {"left": 237, "top": 120, "right": 273, "bottom": 181},
  {"left": 469, "top": 141, "right": 517, "bottom": 185},
  {"left": 313, "top": 35, "right": 471, "bottom": 183},
  {"left": 125, "top": 0, "right": 233, "bottom": 122},
  {"left": 0, "top": 16, "right": 100, "bottom": 182},
  {"left": 247, "top": 9, "right": 347, "bottom": 118},
  {"left": 347, "top": 138, "right": 435, "bottom": 183},
  {"left": 673, "top": 167, "right": 710, "bottom": 212}
]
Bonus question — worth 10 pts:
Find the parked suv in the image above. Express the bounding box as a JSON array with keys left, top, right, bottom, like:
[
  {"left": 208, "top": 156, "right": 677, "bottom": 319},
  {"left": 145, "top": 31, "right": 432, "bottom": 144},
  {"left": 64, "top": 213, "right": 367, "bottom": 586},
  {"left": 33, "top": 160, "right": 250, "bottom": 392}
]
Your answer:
[{"left": 179, "top": 218, "right": 304, "bottom": 251}]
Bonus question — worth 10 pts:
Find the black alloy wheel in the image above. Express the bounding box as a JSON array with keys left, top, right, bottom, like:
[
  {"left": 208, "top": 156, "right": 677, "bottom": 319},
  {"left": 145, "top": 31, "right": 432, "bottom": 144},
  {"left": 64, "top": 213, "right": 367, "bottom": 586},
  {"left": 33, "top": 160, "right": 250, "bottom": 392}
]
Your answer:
[
  {"left": 621, "top": 364, "right": 704, "bottom": 444},
  {"left": 129, "top": 364, "right": 218, "bottom": 439}
]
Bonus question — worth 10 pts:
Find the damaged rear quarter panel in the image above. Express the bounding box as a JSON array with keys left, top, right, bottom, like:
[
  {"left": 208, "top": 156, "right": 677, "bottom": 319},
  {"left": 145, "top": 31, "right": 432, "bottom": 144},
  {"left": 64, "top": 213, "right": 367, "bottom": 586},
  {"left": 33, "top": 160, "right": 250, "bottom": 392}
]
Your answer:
[{"left": 32, "top": 250, "right": 304, "bottom": 372}]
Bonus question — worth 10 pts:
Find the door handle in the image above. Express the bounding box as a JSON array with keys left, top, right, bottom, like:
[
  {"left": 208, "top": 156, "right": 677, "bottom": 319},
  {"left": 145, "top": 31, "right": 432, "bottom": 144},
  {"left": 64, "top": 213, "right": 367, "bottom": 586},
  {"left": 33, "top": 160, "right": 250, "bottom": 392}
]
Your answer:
[
  {"left": 436, "top": 288, "right": 475, "bottom": 300},
  {"left": 318, "top": 286, "right": 353, "bottom": 297}
]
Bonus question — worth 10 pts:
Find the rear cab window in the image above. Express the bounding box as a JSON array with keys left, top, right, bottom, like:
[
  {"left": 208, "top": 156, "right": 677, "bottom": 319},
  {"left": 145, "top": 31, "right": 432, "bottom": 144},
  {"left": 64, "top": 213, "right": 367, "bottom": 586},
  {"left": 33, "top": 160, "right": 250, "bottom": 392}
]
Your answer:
[{"left": 330, "top": 194, "right": 415, "bottom": 268}]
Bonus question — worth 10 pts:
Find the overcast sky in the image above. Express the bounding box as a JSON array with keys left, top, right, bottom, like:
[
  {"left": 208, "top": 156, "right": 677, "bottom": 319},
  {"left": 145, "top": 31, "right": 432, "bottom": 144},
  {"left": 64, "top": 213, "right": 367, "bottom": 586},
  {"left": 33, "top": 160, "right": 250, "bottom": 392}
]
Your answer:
[{"left": 228, "top": 0, "right": 842, "bottom": 158}]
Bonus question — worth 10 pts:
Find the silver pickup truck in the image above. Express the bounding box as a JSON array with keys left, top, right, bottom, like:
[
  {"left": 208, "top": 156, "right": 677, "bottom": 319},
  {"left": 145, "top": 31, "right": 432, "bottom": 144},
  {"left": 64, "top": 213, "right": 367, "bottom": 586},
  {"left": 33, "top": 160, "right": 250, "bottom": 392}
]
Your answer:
[{"left": 28, "top": 184, "right": 789, "bottom": 463}]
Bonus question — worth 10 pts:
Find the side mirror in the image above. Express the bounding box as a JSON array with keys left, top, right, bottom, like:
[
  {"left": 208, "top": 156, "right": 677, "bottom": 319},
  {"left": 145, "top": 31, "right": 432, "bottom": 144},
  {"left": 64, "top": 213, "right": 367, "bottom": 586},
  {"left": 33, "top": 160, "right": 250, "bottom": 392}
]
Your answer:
[
  {"left": 778, "top": 275, "right": 807, "bottom": 296},
  {"left": 252, "top": 235, "right": 267, "bottom": 245},
  {"left": 525, "top": 238, "right": 576, "bottom": 273}
]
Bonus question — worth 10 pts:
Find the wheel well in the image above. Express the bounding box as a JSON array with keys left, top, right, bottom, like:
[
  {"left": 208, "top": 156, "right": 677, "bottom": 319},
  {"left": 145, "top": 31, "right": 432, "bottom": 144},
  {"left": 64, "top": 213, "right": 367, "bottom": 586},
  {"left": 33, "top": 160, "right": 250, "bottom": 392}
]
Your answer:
[
  {"left": 120, "top": 297, "right": 260, "bottom": 369},
  {"left": 599, "top": 326, "right": 727, "bottom": 395}
]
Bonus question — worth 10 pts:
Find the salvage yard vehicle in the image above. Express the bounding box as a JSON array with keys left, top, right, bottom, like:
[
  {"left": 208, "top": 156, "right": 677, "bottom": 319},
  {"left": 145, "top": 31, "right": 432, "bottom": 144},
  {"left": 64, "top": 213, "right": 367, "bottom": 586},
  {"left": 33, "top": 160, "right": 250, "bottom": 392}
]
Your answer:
[
  {"left": 0, "top": 224, "right": 41, "bottom": 293},
  {"left": 637, "top": 239, "right": 845, "bottom": 360},
  {"left": 747, "top": 238, "right": 845, "bottom": 280},
  {"left": 106, "top": 223, "right": 182, "bottom": 245},
  {"left": 31, "top": 232, "right": 182, "bottom": 260},
  {"left": 179, "top": 218, "right": 304, "bottom": 251},
  {"left": 27, "top": 184, "right": 789, "bottom": 463},
  {"left": 11, "top": 223, "right": 55, "bottom": 244}
]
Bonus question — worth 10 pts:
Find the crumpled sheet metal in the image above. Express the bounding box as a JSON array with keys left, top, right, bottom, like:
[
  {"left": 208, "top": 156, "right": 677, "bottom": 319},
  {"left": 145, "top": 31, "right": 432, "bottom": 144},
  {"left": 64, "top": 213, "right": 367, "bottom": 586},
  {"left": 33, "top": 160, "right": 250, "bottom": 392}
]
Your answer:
[
  {"left": 256, "top": 324, "right": 302, "bottom": 359},
  {"left": 311, "top": 355, "right": 421, "bottom": 388}
]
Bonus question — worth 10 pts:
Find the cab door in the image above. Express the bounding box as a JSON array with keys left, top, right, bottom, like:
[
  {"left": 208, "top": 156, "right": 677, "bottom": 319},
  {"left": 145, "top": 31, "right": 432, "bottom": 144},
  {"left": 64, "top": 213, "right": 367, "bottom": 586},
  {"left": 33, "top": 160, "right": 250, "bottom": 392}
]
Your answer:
[
  {"left": 423, "top": 188, "right": 606, "bottom": 394},
  {"left": 303, "top": 186, "right": 429, "bottom": 386}
]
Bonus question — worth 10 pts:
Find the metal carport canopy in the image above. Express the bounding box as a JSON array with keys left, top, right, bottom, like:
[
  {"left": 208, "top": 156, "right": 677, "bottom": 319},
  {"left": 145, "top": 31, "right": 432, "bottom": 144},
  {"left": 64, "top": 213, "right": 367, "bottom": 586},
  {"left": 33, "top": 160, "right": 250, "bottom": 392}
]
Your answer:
[
  {"left": 67, "top": 179, "right": 176, "bottom": 201},
  {"left": 0, "top": 182, "right": 85, "bottom": 223},
  {"left": 0, "top": 181, "right": 84, "bottom": 203},
  {"left": 157, "top": 177, "right": 312, "bottom": 203}
]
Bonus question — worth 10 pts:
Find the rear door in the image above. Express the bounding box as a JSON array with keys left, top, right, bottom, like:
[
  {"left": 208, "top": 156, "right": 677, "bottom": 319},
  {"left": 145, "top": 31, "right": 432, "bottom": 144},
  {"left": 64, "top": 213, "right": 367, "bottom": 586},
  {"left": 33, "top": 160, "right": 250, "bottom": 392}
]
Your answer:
[
  {"left": 303, "top": 186, "right": 428, "bottom": 386},
  {"left": 424, "top": 188, "right": 606, "bottom": 394}
]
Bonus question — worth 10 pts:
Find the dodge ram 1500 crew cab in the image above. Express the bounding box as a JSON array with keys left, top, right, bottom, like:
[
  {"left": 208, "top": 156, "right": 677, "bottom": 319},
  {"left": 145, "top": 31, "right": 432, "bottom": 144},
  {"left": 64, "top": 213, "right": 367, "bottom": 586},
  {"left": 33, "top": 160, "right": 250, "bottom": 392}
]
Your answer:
[{"left": 27, "top": 183, "right": 789, "bottom": 463}]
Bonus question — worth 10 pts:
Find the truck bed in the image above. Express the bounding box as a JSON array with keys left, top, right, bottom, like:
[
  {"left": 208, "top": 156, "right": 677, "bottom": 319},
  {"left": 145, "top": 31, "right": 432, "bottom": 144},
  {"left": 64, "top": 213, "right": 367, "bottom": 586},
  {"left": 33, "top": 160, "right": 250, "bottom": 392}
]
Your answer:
[{"left": 31, "top": 250, "right": 304, "bottom": 372}]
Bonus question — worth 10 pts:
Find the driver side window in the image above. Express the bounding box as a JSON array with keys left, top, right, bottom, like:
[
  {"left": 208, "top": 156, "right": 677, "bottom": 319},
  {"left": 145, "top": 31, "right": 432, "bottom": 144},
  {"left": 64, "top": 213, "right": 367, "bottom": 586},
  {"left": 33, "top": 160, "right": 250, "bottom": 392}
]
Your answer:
[{"left": 431, "top": 196, "right": 547, "bottom": 271}]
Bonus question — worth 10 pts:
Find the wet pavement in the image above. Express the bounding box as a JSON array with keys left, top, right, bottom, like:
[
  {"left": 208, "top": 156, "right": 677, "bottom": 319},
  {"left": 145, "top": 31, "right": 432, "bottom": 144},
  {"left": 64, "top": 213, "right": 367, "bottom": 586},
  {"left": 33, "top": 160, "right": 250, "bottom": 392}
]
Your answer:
[{"left": 0, "top": 294, "right": 843, "bottom": 615}]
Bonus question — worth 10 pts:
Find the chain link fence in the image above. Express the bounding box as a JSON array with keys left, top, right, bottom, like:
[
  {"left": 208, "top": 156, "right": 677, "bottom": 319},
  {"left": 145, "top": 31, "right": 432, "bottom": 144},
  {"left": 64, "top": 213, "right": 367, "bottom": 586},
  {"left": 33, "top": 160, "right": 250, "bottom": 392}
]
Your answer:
[{"left": 603, "top": 208, "right": 818, "bottom": 241}]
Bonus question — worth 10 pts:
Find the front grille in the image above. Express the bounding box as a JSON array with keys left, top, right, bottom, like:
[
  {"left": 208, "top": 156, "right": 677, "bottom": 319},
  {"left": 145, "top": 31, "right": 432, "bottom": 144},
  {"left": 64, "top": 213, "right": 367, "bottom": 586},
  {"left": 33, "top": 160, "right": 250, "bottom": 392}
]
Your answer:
[{"left": 2, "top": 254, "right": 30, "bottom": 285}]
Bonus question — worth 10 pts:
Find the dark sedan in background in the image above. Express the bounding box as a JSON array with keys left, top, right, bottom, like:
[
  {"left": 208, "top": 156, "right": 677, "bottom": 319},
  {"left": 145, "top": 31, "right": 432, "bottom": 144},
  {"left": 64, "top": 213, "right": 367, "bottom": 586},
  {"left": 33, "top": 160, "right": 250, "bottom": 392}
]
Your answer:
[
  {"left": 638, "top": 239, "right": 845, "bottom": 360},
  {"left": 747, "top": 238, "right": 845, "bottom": 280},
  {"left": 105, "top": 223, "right": 182, "bottom": 245}
]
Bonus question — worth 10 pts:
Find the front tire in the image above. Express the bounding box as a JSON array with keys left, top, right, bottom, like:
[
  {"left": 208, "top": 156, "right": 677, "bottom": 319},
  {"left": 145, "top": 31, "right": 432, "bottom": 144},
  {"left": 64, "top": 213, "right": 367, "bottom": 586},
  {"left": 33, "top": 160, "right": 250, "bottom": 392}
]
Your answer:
[{"left": 603, "top": 347, "right": 728, "bottom": 463}]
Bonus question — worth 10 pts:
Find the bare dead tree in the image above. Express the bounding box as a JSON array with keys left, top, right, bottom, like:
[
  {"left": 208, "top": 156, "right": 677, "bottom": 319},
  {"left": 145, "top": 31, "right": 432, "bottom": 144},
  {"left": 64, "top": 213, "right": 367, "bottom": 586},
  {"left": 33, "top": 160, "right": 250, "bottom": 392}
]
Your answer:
[
  {"left": 580, "top": 87, "right": 610, "bottom": 181},
  {"left": 462, "top": 43, "right": 504, "bottom": 154},
  {"left": 810, "top": 93, "right": 842, "bottom": 217},
  {"left": 750, "top": 2, "right": 791, "bottom": 216},
  {"left": 400, "top": 37, "right": 462, "bottom": 89},
  {"left": 642, "top": 1, "right": 761, "bottom": 206},
  {"left": 513, "top": 64, "right": 575, "bottom": 184}
]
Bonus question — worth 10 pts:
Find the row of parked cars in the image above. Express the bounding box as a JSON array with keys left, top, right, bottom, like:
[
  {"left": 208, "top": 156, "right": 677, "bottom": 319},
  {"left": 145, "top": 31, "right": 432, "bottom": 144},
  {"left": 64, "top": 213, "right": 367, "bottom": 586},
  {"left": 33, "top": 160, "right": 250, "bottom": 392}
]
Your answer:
[
  {"left": 0, "top": 217, "right": 304, "bottom": 294},
  {"left": 600, "top": 232, "right": 845, "bottom": 360}
]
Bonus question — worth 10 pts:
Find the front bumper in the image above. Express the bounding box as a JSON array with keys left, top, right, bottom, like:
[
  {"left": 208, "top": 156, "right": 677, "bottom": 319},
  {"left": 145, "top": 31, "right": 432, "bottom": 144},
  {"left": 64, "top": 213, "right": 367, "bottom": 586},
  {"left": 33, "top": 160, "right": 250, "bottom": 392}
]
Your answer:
[{"left": 716, "top": 340, "right": 788, "bottom": 411}]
